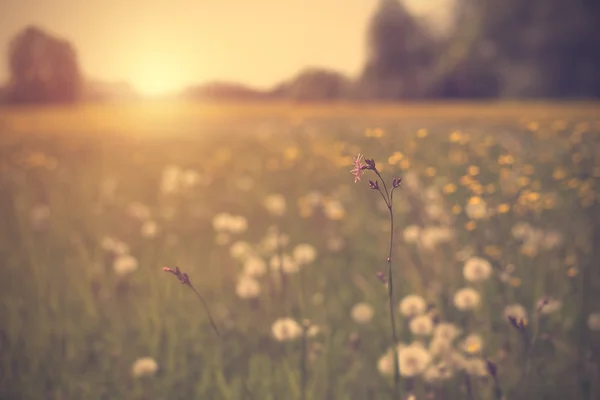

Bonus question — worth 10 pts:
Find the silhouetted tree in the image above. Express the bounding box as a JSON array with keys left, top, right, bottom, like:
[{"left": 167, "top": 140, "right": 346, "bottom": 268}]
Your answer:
[
  {"left": 359, "top": 0, "right": 438, "bottom": 99},
  {"left": 279, "top": 68, "right": 350, "bottom": 101},
  {"left": 7, "top": 26, "right": 82, "bottom": 104}
]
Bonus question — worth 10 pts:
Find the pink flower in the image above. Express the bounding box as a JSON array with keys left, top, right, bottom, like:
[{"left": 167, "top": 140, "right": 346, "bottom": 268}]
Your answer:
[{"left": 351, "top": 154, "right": 365, "bottom": 183}]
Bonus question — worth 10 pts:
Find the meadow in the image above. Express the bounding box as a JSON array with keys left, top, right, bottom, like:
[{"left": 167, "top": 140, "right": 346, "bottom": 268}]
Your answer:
[{"left": 0, "top": 101, "right": 599, "bottom": 400}]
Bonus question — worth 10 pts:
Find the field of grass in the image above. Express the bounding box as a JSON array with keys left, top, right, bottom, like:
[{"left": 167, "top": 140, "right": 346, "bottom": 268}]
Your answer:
[{"left": 1, "top": 102, "right": 600, "bottom": 399}]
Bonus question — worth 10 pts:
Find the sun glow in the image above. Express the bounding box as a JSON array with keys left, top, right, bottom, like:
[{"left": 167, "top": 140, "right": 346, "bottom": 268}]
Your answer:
[{"left": 133, "top": 61, "right": 187, "bottom": 97}]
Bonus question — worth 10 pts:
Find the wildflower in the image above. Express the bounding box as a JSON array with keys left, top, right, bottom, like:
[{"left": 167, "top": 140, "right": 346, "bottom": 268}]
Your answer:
[
  {"left": 463, "top": 257, "right": 493, "bottom": 283},
  {"left": 235, "top": 276, "right": 261, "bottom": 299},
  {"left": 465, "top": 196, "right": 488, "bottom": 220},
  {"left": 377, "top": 349, "right": 395, "bottom": 376},
  {"left": 453, "top": 288, "right": 481, "bottom": 311},
  {"left": 464, "top": 358, "right": 488, "bottom": 377},
  {"left": 350, "top": 153, "right": 366, "bottom": 183},
  {"left": 351, "top": 302, "right": 374, "bottom": 324},
  {"left": 398, "top": 344, "right": 432, "bottom": 377},
  {"left": 536, "top": 296, "right": 562, "bottom": 315},
  {"left": 462, "top": 334, "right": 484, "bottom": 355},
  {"left": 101, "top": 236, "right": 129, "bottom": 255},
  {"left": 504, "top": 304, "right": 528, "bottom": 325},
  {"left": 409, "top": 315, "right": 434, "bottom": 336},
  {"left": 423, "top": 362, "right": 453, "bottom": 382},
  {"left": 113, "top": 254, "right": 138, "bottom": 276},
  {"left": 243, "top": 256, "right": 267, "bottom": 277},
  {"left": 543, "top": 230, "right": 564, "bottom": 250},
  {"left": 229, "top": 241, "right": 254, "bottom": 261},
  {"left": 587, "top": 312, "right": 600, "bottom": 331},
  {"left": 271, "top": 318, "right": 302, "bottom": 341},
  {"left": 263, "top": 194, "right": 287, "bottom": 216},
  {"left": 293, "top": 244, "right": 317, "bottom": 265},
  {"left": 131, "top": 357, "right": 158, "bottom": 378},
  {"left": 403, "top": 225, "right": 421, "bottom": 243},
  {"left": 141, "top": 220, "right": 159, "bottom": 238},
  {"left": 323, "top": 199, "right": 345, "bottom": 220},
  {"left": 434, "top": 322, "right": 461, "bottom": 342},
  {"left": 269, "top": 254, "right": 299, "bottom": 274},
  {"left": 228, "top": 215, "right": 248, "bottom": 234},
  {"left": 399, "top": 295, "right": 427, "bottom": 317}
]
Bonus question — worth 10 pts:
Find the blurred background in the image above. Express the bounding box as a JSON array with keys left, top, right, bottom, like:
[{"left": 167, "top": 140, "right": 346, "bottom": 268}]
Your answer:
[
  {"left": 1, "top": 1, "right": 600, "bottom": 400},
  {"left": 1, "top": 0, "right": 600, "bottom": 104}
]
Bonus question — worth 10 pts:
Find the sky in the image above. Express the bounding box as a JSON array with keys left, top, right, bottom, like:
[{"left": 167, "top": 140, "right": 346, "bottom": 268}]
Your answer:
[{"left": 0, "top": 0, "right": 452, "bottom": 95}]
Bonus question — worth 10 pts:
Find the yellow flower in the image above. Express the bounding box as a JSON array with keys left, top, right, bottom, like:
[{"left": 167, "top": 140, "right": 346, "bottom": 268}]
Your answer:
[
  {"left": 452, "top": 205, "right": 462, "bottom": 215},
  {"left": 467, "top": 165, "right": 480, "bottom": 176},
  {"left": 465, "top": 221, "right": 477, "bottom": 231},
  {"left": 509, "top": 277, "right": 522, "bottom": 287},
  {"left": 497, "top": 203, "right": 510, "bottom": 214},
  {"left": 417, "top": 128, "right": 428, "bottom": 138},
  {"left": 400, "top": 159, "right": 411, "bottom": 170},
  {"left": 553, "top": 167, "right": 567, "bottom": 180},
  {"left": 567, "top": 267, "right": 578, "bottom": 278},
  {"left": 443, "top": 183, "right": 457, "bottom": 194},
  {"left": 425, "top": 167, "right": 436, "bottom": 177}
]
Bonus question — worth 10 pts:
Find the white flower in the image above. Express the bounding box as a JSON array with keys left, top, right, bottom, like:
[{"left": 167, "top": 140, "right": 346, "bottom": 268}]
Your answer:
[
  {"left": 243, "top": 256, "right": 267, "bottom": 277},
  {"left": 141, "top": 220, "right": 159, "bottom": 238},
  {"left": 465, "top": 197, "right": 488, "bottom": 220},
  {"left": 101, "top": 236, "right": 129, "bottom": 255},
  {"left": 229, "top": 241, "right": 254, "bottom": 261},
  {"left": 351, "top": 302, "right": 374, "bottom": 324},
  {"left": 263, "top": 194, "right": 287, "bottom": 216},
  {"left": 181, "top": 169, "right": 200, "bottom": 188},
  {"left": 423, "top": 362, "right": 453, "bottom": 382},
  {"left": 433, "top": 322, "right": 461, "bottom": 342},
  {"left": 398, "top": 344, "right": 431, "bottom": 377},
  {"left": 464, "top": 358, "right": 488, "bottom": 377},
  {"left": 403, "top": 225, "right": 421, "bottom": 244},
  {"left": 160, "top": 165, "right": 183, "bottom": 194},
  {"left": 113, "top": 254, "right": 138, "bottom": 276},
  {"left": 228, "top": 215, "right": 248, "bottom": 234},
  {"left": 587, "top": 312, "right": 600, "bottom": 331},
  {"left": 377, "top": 349, "right": 395, "bottom": 376},
  {"left": 271, "top": 318, "right": 302, "bottom": 341},
  {"left": 399, "top": 294, "right": 427, "bottom": 317},
  {"left": 269, "top": 254, "right": 299, "bottom": 274},
  {"left": 511, "top": 222, "right": 534, "bottom": 240},
  {"left": 323, "top": 199, "right": 345, "bottom": 220},
  {"left": 293, "top": 244, "right": 317, "bottom": 265},
  {"left": 461, "top": 334, "right": 484, "bottom": 355},
  {"left": 463, "top": 257, "right": 493, "bottom": 282},
  {"left": 236, "top": 276, "right": 261, "bottom": 299},
  {"left": 453, "top": 288, "right": 481, "bottom": 311},
  {"left": 537, "top": 296, "right": 562, "bottom": 315},
  {"left": 419, "top": 226, "right": 454, "bottom": 250},
  {"left": 504, "top": 304, "right": 528, "bottom": 324},
  {"left": 409, "top": 315, "right": 434, "bottom": 336},
  {"left": 131, "top": 357, "right": 158, "bottom": 377}
]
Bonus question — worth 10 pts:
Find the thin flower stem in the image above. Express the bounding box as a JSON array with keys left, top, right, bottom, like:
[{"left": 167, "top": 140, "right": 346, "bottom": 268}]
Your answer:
[
  {"left": 187, "top": 283, "right": 221, "bottom": 337},
  {"left": 386, "top": 196, "right": 401, "bottom": 399}
]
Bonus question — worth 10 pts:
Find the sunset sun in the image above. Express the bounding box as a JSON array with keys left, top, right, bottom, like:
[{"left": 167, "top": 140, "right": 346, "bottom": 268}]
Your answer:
[{"left": 134, "top": 62, "right": 186, "bottom": 97}]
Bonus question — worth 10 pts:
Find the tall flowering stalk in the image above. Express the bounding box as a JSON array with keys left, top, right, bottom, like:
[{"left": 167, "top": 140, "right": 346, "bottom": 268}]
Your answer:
[{"left": 352, "top": 154, "right": 402, "bottom": 397}]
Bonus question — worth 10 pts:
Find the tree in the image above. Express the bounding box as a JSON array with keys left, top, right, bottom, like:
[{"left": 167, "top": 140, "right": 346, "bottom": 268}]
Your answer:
[
  {"left": 359, "top": 0, "right": 438, "bottom": 99},
  {"left": 7, "top": 26, "right": 83, "bottom": 104}
]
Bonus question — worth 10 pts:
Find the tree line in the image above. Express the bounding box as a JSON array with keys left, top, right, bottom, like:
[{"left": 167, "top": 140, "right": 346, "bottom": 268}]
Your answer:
[{"left": 2, "top": 0, "right": 599, "bottom": 104}]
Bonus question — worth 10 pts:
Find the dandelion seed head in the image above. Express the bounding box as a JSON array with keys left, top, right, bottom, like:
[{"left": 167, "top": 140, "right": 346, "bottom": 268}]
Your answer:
[
  {"left": 453, "top": 288, "right": 481, "bottom": 311},
  {"left": 399, "top": 294, "right": 427, "bottom": 317},
  {"left": 113, "top": 254, "right": 138, "bottom": 276},
  {"left": 271, "top": 318, "right": 302, "bottom": 341},
  {"left": 235, "top": 276, "right": 261, "bottom": 299},
  {"left": 409, "top": 314, "right": 434, "bottom": 336},
  {"left": 351, "top": 302, "right": 374, "bottom": 324},
  {"left": 463, "top": 257, "right": 493, "bottom": 282},
  {"left": 131, "top": 357, "right": 158, "bottom": 378}
]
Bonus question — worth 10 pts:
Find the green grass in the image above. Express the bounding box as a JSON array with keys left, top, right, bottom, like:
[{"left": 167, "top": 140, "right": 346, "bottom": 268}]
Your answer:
[{"left": 0, "top": 102, "right": 599, "bottom": 399}]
